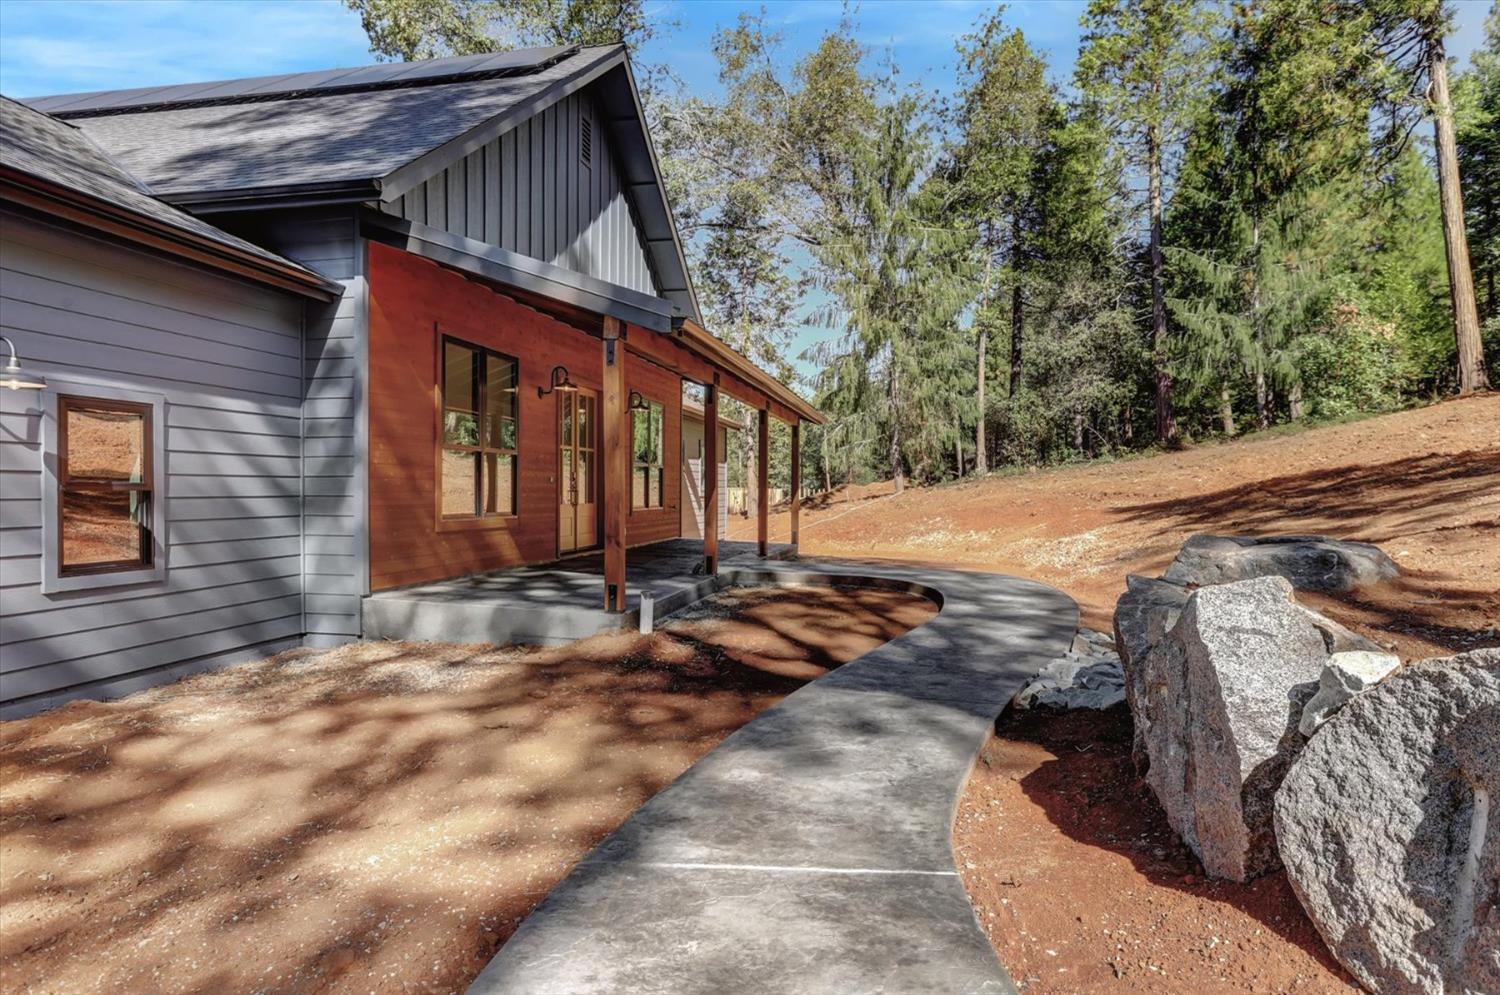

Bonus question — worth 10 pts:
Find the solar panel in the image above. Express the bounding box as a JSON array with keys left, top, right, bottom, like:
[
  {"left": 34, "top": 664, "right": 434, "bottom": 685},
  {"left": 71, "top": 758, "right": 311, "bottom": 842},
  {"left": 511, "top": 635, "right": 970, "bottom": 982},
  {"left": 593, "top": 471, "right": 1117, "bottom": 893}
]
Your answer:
[{"left": 22, "top": 44, "right": 579, "bottom": 117}]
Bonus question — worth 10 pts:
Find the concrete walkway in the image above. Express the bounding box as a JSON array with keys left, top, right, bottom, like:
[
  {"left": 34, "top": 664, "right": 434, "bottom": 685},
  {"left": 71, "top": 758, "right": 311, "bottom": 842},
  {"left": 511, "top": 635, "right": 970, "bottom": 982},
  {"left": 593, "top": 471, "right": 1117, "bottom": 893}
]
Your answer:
[{"left": 468, "top": 558, "right": 1079, "bottom": 995}]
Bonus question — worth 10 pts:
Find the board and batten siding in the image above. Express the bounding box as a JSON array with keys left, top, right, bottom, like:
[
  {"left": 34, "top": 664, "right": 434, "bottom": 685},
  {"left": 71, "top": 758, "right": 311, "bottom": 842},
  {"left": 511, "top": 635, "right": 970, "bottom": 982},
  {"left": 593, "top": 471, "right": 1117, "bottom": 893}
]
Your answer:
[
  {"left": 0, "top": 214, "right": 308, "bottom": 716},
  {"left": 216, "top": 208, "right": 369, "bottom": 648},
  {"left": 384, "top": 91, "right": 658, "bottom": 298}
]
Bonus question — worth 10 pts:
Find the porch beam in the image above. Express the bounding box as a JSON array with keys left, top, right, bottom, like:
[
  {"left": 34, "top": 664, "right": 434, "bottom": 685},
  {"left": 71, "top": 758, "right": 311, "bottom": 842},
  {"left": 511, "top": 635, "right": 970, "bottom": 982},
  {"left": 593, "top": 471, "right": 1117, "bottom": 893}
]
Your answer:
[
  {"left": 602, "top": 316, "right": 628, "bottom": 612},
  {"left": 758, "top": 407, "right": 770, "bottom": 557},
  {"left": 703, "top": 379, "right": 720, "bottom": 575},
  {"left": 790, "top": 420, "right": 801, "bottom": 553}
]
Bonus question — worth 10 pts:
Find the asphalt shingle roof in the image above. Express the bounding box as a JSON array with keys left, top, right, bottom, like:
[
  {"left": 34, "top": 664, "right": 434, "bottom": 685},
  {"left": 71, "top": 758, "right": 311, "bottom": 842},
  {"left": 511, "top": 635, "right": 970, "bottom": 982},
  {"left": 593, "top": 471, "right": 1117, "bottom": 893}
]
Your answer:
[
  {"left": 45, "top": 46, "right": 619, "bottom": 198},
  {"left": 0, "top": 95, "right": 323, "bottom": 276}
]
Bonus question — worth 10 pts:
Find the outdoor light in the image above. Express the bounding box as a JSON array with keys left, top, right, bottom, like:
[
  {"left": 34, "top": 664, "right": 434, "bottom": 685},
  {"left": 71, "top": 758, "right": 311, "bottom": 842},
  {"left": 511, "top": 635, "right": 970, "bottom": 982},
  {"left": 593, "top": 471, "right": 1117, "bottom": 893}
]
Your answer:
[
  {"left": 537, "top": 364, "right": 578, "bottom": 398},
  {"left": 629, "top": 390, "right": 651, "bottom": 411},
  {"left": 0, "top": 336, "right": 45, "bottom": 391}
]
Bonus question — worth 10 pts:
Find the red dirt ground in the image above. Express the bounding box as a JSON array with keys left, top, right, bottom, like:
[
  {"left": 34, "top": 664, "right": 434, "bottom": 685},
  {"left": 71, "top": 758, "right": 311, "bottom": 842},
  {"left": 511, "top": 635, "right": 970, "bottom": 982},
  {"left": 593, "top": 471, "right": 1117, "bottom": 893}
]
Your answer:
[
  {"left": 737, "top": 395, "right": 1500, "bottom": 658},
  {"left": 0, "top": 585, "right": 934, "bottom": 995},
  {"left": 955, "top": 707, "right": 1360, "bottom": 994}
]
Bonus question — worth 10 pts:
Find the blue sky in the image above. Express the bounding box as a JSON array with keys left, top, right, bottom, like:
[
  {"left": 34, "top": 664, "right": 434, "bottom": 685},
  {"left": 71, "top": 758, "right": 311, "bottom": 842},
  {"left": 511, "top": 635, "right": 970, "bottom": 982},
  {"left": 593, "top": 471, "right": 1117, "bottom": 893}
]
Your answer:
[{"left": 0, "top": 0, "right": 1489, "bottom": 376}]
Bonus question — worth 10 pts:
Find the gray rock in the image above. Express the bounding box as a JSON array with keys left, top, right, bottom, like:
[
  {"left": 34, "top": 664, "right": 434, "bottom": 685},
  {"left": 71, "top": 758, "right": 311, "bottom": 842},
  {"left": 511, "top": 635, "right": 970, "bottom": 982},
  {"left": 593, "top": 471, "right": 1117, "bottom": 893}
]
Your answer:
[
  {"left": 1139, "top": 577, "right": 1326, "bottom": 881},
  {"left": 1297, "top": 605, "right": 1386, "bottom": 654},
  {"left": 1275, "top": 649, "right": 1500, "bottom": 995},
  {"left": 1298, "top": 651, "right": 1401, "bottom": 737},
  {"left": 1071, "top": 627, "right": 1117, "bottom": 655},
  {"left": 1164, "top": 534, "right": 1399, "bottom": 593},
  {"left": 1014, "top": 652, "right": 1127, "bottom": 711},
  {"left": 1113, "top": 574, "right": 1191, "bottom": 770}
]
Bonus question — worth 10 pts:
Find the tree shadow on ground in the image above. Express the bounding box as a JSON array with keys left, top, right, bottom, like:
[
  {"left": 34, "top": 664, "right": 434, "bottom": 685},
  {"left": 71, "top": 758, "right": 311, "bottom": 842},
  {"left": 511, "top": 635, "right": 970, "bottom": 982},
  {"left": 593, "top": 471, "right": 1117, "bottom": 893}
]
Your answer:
[
  {"left": 0, "top": 585, "right": 934, "bottom": 995},
  {"left": 1006, "top": 705, "right": 1356, "bottom": 984}
]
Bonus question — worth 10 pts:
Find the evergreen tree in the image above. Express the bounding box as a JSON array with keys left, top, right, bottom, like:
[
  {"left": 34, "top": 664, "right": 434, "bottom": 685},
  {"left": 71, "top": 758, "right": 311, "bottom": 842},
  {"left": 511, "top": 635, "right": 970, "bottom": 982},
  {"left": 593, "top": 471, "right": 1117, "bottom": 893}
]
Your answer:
[{"left": 1077, "top": 0, "right": 1221, "bottom": 444}]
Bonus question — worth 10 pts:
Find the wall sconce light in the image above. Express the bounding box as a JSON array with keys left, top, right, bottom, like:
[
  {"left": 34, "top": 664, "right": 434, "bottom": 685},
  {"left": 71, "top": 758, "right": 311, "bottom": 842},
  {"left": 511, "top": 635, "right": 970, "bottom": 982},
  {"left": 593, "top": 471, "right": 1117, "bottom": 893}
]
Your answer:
[
  {"left": 628, "top": 390, "right": 651, "bottom": 411},
  {"left": 0, "top": 336, "right": 46, "bottom": 391},
  {"left": 537, "top": 364, "right": 578, "bottom": 398}
]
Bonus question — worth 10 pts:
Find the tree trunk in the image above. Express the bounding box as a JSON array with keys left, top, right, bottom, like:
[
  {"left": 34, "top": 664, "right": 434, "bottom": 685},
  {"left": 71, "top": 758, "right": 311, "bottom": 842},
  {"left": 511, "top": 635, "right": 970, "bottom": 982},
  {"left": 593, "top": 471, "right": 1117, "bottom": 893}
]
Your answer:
[
  {"left": 822, "top": 426, "right": 832, "bottom": 494},
  {"left": 955, "top": 433, "right": 963, "bottom": 479},
  {"left": 1428, "top": 30, "right": 1491, "bottom": 393},
  {"left": 1147, "top": 122, "right": 1177, "bottom": 443},
  {"left": 1073, "top": 410, "right": 1084, "bottom": 451},
  {"left": 976, "top": 252, "right": 989, "bottom": 475},
  {"left": 1009, "top": 215, "right": 1024, "bottom": 398},
  {"left": 889, "top": 366, "right": 905, "bottom": 495},
  {"left": 1220, "top": 381, "right": 1236, "bottom": 436},
  {"left": 1255, "top": 369, "right": 1270, "bottom": 431},
  {"left": 1289, "top": 381, "right": 1304, "bottom": 421}
]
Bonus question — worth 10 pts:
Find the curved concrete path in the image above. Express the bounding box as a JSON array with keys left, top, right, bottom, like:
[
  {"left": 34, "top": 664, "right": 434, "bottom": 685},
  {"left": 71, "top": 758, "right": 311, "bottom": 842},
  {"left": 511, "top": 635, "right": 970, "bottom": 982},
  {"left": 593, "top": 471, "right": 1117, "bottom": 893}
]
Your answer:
[{"left": 468, "top": 558, "right": 1079, "bottom": 995}]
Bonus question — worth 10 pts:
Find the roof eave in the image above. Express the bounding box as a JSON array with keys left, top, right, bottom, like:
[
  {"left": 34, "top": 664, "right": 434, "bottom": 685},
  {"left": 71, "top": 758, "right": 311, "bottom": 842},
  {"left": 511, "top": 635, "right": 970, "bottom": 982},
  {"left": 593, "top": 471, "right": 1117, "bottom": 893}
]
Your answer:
[
  {"left": 0, "top": 165, "right": 343, "bottom": 301},
  {"left": 673, "top": 317, "right": 824, "bottom": 425},
  {"left": 163, "top": 179, "right": 384, "bottom": 214}
]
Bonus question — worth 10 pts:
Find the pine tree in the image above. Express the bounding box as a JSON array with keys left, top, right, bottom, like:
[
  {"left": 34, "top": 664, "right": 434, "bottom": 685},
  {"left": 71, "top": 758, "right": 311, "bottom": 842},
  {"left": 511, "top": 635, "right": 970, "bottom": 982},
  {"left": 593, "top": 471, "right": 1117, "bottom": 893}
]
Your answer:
[{"left": 1077, "top": 0, "right": 1221, "bottom": 444}]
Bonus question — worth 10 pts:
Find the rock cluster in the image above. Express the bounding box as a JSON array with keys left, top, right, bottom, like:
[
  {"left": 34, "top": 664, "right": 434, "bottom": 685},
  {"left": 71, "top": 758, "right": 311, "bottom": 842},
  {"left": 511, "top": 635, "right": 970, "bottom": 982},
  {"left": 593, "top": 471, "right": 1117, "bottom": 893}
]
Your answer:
[
  {"left": 1013, "top": 628, "right": 1125, "bottom": 711},
  {"left": 1113, "top": 534, "right": 1404, "bottom": 882},
  {"left": 1110, "top": 532, "right": 1500, "bottom": 993}
]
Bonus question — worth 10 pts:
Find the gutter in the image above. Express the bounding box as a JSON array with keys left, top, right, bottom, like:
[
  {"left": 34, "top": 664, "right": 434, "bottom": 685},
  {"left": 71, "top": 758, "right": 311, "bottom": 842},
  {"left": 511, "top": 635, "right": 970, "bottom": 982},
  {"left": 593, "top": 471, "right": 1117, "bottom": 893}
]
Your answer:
[{"left": 0, "top": 166, "right": 343, "bottom": 301}]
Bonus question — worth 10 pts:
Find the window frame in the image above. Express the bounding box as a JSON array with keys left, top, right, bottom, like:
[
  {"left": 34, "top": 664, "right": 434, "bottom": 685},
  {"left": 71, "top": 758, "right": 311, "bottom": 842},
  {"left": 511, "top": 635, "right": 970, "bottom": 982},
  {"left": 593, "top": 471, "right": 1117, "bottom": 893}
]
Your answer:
[
  {"left": 631, "top": 397, "right": 666, "bottom": 512},
  {"left": 40, "top": 380, "right": 168, "bottom": 594},
  {"left": 436, "top": 334, "right": 519, "bottom": 525}
]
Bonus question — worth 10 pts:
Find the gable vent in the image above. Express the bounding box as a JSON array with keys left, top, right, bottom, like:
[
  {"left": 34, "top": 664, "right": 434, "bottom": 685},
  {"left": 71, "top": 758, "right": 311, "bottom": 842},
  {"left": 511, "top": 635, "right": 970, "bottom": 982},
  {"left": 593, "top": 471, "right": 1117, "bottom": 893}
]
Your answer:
[{"left": 580, "top": 114, "right": 592, "bottom": 168}]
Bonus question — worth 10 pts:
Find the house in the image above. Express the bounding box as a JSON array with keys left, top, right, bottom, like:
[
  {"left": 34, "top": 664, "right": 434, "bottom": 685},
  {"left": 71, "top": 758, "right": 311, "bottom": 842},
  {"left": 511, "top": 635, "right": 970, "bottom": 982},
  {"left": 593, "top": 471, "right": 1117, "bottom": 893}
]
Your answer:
[{"left": 0, "top": 45, "right": 819, "bottom": 717}]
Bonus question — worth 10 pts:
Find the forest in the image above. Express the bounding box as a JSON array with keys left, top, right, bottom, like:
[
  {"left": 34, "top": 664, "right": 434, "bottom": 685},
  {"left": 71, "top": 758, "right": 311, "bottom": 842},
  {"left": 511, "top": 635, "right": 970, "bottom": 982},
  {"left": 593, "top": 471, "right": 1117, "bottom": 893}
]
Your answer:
[{"left": 348, "top": 0, "right": 1500, "bottom": 492}]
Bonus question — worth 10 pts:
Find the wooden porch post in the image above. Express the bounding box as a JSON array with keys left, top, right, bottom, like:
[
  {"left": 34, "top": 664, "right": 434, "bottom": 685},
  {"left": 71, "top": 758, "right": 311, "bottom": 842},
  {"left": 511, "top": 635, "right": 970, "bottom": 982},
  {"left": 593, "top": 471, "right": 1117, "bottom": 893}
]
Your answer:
[
  {"left": 790, "top": 420, "right": 801, "bottom": 553},
  {"left": 757, "top": 406, "right": 770, "bottom": 557},
  {"left": 702, "top": 378, "right": 720, "bottom": 575},
  {"left": 602, "top": 317, "right": 627, "bottom": 612}
]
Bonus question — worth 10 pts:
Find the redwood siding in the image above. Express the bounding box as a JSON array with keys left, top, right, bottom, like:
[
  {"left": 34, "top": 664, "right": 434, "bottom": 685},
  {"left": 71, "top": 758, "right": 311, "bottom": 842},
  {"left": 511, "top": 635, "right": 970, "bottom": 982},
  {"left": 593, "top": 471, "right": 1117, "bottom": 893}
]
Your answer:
[
  {"left": 625, "top": 354, "right": 682, "bottom": 546},
  {"left": 366, "top": 242, "right": 681, "bottom": 590}
]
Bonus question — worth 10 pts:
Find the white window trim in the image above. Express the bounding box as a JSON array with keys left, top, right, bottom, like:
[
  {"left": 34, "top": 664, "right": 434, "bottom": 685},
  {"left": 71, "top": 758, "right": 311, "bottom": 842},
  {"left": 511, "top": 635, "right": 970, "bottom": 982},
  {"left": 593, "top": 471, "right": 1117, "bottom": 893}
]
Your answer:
[{"left": 40, "top": 377, "right": 168, "bottom": 594}]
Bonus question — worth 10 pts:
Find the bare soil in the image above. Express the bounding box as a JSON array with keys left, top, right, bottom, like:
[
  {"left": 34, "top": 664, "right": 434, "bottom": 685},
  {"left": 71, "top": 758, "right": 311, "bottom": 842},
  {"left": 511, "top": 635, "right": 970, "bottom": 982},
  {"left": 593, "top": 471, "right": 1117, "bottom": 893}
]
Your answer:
[
  {"left": 0, "top": 585, "right": 935, "bottom": 995},
  {"left": 737, "top": 395, "right": 1500, "bottom": 658},
  {"left": 955, "top": 706, "right": 1359, "bottom": 994}
]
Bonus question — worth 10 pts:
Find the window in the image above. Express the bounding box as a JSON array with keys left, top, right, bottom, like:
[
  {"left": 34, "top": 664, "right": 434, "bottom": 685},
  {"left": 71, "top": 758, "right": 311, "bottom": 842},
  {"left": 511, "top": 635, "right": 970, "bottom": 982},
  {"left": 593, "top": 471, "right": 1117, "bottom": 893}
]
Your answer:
[
  {"left": 632, "top": 399, "right": 665, "bottom": 510},
  {"left": 57, "top": 395, "right": 153, "bottom": 575},
  {"left": 441, "top": 337, "right": 517, "bottom": 519}
]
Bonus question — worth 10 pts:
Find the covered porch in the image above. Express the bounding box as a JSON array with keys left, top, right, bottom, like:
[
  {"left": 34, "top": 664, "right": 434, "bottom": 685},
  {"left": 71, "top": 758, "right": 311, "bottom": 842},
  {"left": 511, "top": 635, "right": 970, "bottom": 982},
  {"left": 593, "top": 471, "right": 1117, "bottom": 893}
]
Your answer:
[{"left": 363, "top": 539, "right": 795, "bottom": 646}]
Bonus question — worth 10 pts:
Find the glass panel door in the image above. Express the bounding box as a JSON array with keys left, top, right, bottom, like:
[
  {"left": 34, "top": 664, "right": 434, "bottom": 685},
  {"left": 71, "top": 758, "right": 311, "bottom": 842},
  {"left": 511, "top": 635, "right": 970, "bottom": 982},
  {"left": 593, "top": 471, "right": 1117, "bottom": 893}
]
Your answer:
[{"left": 558, "top": 388, "right": 601, "bottom": 554}]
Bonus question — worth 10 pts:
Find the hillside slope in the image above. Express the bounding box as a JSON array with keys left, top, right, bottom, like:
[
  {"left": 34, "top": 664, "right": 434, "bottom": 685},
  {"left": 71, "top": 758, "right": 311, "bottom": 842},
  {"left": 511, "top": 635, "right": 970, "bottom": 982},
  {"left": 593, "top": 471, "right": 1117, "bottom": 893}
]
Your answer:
[{"left": 740, "top": 395, "right": 1499, "bottom": 655}]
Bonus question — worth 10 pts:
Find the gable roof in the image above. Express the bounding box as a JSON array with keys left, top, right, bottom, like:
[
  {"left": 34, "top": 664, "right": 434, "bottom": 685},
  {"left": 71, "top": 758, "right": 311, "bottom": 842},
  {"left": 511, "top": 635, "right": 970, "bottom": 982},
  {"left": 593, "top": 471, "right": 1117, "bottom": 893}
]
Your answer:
[
  {"left": 28, "top": 45, "right": 700, "bottom": 321},
  {"left": 0, "top": 96, "right": 339, "bottom": 299}
]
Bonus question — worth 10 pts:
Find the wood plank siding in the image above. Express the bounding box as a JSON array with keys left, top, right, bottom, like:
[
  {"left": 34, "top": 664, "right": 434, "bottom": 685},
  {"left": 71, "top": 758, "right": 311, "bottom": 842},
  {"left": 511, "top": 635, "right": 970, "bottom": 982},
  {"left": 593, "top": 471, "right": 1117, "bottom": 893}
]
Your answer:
[
  {"left": 0, "top": 215, "right": 308, "bottom": 716},
  {"left": 366, "top": 241, "right": 681, "bottom": 590},
  {"left": 384, "top": 91, "right": 658, "bottom": 299}
]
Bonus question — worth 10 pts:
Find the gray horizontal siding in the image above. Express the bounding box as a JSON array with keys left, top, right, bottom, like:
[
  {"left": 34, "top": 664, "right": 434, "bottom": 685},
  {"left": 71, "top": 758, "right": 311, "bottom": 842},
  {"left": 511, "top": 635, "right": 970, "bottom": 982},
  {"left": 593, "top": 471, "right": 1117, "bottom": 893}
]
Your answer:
[
  {"left": 386, "top": 91, "right": 657, "bottom": 297},
  {"left": 216, "top": 208, "right": 367, "bottom": 643},
  {"left": 0, "top": 213, "right": 310, "bottom": 714}
]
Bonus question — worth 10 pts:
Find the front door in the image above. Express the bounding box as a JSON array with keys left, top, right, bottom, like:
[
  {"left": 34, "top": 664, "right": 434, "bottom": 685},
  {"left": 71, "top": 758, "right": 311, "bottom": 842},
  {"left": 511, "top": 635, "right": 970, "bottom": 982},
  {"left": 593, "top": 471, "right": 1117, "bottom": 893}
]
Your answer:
[{"left": 558, "top": 388, "right": 599, "bottom": 555}]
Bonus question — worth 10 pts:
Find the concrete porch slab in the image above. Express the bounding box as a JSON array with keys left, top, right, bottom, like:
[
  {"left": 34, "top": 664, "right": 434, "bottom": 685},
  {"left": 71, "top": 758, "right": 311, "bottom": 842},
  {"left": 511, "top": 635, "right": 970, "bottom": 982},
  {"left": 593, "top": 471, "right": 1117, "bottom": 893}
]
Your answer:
[{"left": 362, "top": 538, "right": 794, "bottom": 645}]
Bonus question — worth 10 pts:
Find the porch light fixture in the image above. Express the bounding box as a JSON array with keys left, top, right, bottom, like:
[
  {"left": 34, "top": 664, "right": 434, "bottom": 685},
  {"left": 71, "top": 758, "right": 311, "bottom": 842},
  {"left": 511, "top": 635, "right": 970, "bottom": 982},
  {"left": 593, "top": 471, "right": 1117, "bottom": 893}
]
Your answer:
[
  {"left": 537, "top": 364, "right": 578, "bottom": 398},
  {"left": 628, "top": 390, "right": 651, "bottom": 411},
  {"left": 0, "top": 336, "right": 45, "bottom": 391}
]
